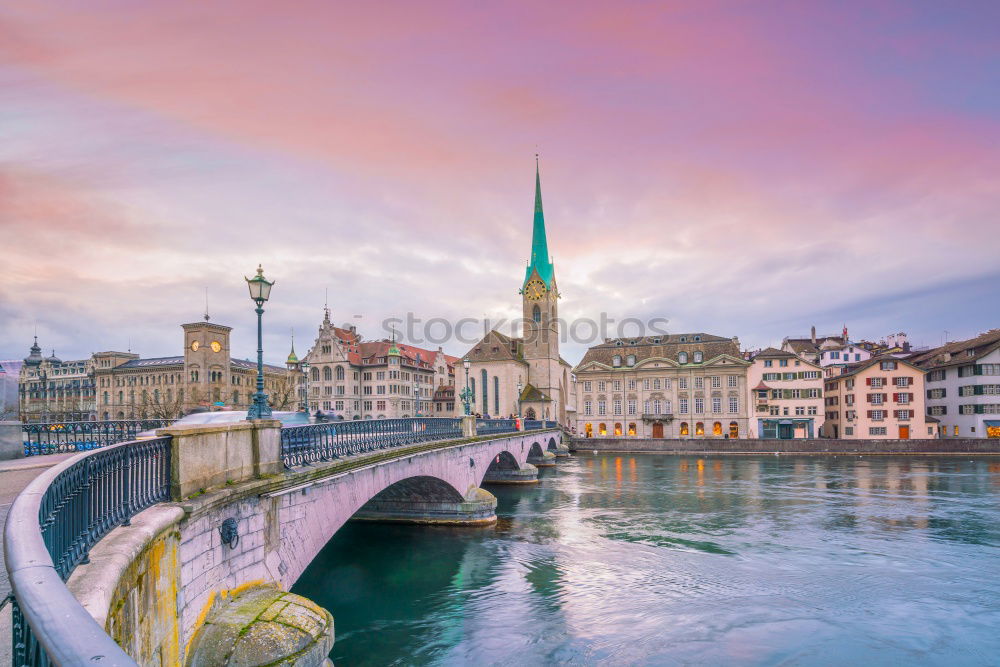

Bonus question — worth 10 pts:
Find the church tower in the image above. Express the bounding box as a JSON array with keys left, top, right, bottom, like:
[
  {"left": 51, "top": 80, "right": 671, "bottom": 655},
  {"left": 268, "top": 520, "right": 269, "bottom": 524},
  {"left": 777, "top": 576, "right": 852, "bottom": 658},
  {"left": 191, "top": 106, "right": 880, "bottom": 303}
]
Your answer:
[{"left": 520, "top": 157, "right": 565, "bottom": 421}]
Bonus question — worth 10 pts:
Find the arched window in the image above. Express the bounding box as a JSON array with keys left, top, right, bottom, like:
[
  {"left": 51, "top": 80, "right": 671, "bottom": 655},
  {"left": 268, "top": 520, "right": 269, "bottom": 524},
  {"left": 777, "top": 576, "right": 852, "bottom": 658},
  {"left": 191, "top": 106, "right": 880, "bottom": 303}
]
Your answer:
[
  {"left": 493, "top": 376, "right": 500, "bottom": 414},
  {"left": 713, "top": 421, "right": 722, "bottom": 436},
  {"left": 481, "top": 369, "right": 488, "bottom": 413},
  {"left": 470, "top": 378, "right": 476, "bottom": 407},
  {"left": 730, "top": 422, "right": 739, "bottom": 439},
  {"left": 311, "top": 367, "right": 320, "bottom": 381},
  {"left": 336, "top": 366, "right": 345, "bottom": 381},
  {"left": 323, "top": 366, "right": 333, "bottom": 382},
  {"left": 694, "top": 351, "right": 704, "bottom": 363},
  {"left": 612, "top": 355, "right": 622, "bottom": 367},
  {"left": 678, "top": 352, "right": 688, "bottom": 364},
  {"left": 233, "top": 391, "right": 239, "bottom": 404},
  {"left": 628, "top": 422, "right": 637, "bottom": 436},
  {"left": 532, "top": 305, "right": 541, "bottom": 323},
  {"left": 614, "top": 422, "right": 623, "bottom": 436},
  {"left": 599, "top": 422, "right": 607, "bottom": 436},
  {"left": 626, "top": 354, "right": 636, "bottom": 366},
  {"left": 695, "top": 421, "right": 705, "bottom": 436},
  {"left": 680, "top": 421, "right": 690, "bottom": 436},
  {"left": 103, "top": 391, "right": 109, "bottom": 404}
]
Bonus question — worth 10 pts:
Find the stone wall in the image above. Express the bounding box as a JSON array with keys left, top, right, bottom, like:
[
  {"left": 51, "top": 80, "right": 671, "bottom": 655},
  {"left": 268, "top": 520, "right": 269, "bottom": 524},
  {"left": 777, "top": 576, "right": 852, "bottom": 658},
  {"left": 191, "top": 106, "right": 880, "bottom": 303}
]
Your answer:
[{"left": 570, "top": 437, "right": 1000, "bottom": 454}]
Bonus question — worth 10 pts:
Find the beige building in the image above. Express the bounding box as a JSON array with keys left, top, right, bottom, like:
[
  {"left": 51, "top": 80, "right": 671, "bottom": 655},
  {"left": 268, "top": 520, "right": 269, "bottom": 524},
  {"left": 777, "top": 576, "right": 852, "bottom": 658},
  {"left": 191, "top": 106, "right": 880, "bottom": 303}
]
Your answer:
[
  {"left": 820, "top": 356, "right": 935, "bottom": 439},
  {"left": 297, "top": 307, "right": 456, "bottom": 419},
  {"left": 20, "top": 321, "right": 292, "bottom": 421},
  {"left": 747, "top": 348, "right": 825, "bottom": 438},
  {"left": 457, "top": 160, "right": 574, "bottom": 423},
  {"left": 18, "top": 340, "right": 97, "bottom": 422},
  {"left": 574, "top": 333, "right": 750, "bottom": 439}
]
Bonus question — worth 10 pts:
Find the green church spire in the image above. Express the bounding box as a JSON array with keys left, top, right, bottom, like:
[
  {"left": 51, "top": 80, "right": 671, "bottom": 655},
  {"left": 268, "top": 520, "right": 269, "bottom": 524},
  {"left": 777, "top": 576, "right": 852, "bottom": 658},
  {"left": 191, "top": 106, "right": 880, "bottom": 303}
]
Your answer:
[{"left": 524, "top": 155, "right": 555, "bottom": 287}]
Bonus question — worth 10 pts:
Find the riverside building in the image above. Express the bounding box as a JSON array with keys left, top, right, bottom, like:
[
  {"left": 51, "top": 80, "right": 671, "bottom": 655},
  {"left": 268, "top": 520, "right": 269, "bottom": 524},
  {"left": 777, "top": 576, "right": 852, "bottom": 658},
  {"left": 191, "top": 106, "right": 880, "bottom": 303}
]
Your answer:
[
  {"left": 746, "top": 347, "right": 825, "bottom": 438},
  {"left": 574, "top": 333, "right": 750, "bottom": 439}
]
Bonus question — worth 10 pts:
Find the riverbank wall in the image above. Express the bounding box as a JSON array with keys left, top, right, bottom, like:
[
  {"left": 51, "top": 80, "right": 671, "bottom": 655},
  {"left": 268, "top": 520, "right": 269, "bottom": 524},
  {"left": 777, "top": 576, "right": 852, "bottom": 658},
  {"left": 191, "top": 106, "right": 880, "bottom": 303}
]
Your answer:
[{"left": 568, "top": 437, "right": 1000, "bottom": 455}]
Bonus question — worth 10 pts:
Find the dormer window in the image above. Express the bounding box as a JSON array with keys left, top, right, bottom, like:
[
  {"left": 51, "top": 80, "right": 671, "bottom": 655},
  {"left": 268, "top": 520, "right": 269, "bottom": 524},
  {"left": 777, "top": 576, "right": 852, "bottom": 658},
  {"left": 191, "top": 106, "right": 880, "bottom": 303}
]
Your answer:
[
  {"left": 626, "top": 354, "right": 636, "bottom": 366},
  {"left": 680, "top": 336, "right": 687, "bottom": 343},
  {"left": 679, "top": 352, "right": 688, "bottom": 364},
  {"left": 612, "top": 355, "right": 622, "bottom": 367},
  {"left": 694, "top": 351, "right": 703, "bottom": 363},
  {"left": 615, "top": 340, "right": 623, "bottom": 347},
  {"left": 652, "top": 337, "right": 661, "bottom": 344},
  {"left": 694, "top": 335, "right": 701, "bottom": 342}
]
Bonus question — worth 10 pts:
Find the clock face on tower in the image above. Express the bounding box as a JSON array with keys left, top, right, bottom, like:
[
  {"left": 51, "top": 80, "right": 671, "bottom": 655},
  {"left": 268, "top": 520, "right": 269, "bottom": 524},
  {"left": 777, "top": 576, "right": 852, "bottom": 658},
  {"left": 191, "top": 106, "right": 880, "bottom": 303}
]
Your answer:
[
  {"left": 190, "top": 341, "right": 200, "bottom": 351},
  {"left": 525, "top": 279, "right": 546, "bottom": 301},
  {"left": 211, "top": 341, "right": 222, "bottom": 353}
]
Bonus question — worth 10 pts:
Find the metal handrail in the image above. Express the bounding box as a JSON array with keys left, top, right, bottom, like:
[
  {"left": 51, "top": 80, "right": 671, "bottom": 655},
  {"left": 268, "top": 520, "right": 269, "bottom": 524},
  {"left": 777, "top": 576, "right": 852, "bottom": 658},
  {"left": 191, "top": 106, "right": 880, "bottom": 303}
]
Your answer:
[
  {"left": 22, "top": 419, "right": 172, "bottom": 457},
  {"left": 5, "top": 436, "right": 171, "bottom": 666},
  {"left": 476, "top": 418, "right": 518, "bottom": 435},
  {"left": 281, "top": 417, "right": 464, "bottom": 467}
]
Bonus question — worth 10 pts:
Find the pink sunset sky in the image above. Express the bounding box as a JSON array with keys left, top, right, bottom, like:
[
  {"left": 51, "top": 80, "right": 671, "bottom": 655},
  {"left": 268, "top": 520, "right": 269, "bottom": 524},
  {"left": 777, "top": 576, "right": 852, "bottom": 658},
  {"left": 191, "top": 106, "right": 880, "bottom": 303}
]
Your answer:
[{"left": 2, "top": 1, "right": 999, "bottom": 365}]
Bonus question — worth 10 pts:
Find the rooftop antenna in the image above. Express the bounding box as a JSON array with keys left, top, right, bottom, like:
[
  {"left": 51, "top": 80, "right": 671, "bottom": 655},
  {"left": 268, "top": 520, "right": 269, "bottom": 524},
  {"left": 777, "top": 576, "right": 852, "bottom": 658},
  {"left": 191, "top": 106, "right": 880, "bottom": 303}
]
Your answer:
[{"left": 204, "top": 287, "right": 210, "bottom": 321}]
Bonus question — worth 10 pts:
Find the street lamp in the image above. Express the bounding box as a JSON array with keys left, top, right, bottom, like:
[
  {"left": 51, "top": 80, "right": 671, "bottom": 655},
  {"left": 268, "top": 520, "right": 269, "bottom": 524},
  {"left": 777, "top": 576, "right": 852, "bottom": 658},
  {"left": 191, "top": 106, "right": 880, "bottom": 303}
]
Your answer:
[
  {"left": 245, "top": 264, "right": 274, "bottom": 420},
  {"left": 459, "top": 357, "right": 473, "bottom": 416},
  {"left": 413, "top": 379, "right": 420, "bottom": 417},
  {"left": 516, "top": 379, "right": 523, "bottom": 423},
  {"left": 300, "top": 361, "right": 311, "bottom": 413}
]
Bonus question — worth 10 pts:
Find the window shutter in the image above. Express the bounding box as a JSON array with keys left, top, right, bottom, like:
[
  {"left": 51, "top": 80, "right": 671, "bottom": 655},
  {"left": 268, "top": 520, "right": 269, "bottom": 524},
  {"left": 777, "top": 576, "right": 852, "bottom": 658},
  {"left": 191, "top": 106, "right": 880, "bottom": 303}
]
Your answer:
[
  {"left": 974, "top": 385, "right": 984, "bottom": 396},
  {"left": 867, "top": 410, "right": 872, "bottom": 418},
  {"left": 975, "top": 364, "right": 983, "bottom": 375},
  {"left": 892, "top": 393, "right": 898, "bottom": 402},
  {"left": 866, "top": 377, "right": 872, "bottom": 386},
  {"left": 883, "top": 393, "right": 888, "bottom": 403},
  {"left": 926, "top": 389, "right": 931, "bottom": 399},
  {"left": 908, "top": 393, "right": 914, "bottom": 402},
  {"left": 942, "top": 388, "right": 947, "bottom": 397}
]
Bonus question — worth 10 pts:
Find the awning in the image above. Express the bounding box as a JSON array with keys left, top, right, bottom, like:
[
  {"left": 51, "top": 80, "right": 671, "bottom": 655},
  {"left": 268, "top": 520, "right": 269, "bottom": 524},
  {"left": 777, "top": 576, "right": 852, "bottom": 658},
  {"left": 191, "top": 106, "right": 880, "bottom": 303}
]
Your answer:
[{"left": 985, "top": 420, "right": 1000, "bottom": 427}]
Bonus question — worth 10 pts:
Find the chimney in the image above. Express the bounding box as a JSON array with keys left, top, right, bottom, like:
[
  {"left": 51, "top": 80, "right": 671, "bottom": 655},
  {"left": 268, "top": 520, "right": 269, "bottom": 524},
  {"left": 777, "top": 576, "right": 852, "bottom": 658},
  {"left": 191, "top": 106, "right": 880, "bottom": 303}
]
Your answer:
[{"left": 810, "top": 326, "right": 816, "bottom": 345}]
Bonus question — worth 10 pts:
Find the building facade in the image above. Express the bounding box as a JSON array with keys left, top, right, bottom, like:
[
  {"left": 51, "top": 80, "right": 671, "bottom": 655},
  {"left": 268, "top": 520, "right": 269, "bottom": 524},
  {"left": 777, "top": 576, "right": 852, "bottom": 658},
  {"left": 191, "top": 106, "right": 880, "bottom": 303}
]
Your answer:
[
  {"left": 574, "top": 333, "right": 750, "bottom": 439},
  {"left": 295, "top": 307, "right": 456, "bottom": 419},
  {"left": 820, "top": 356, "right": 933, "bottom": 439},
  {"left": 782, "top": 325, "right": 872, "bottom": 376},
  {"left": 747, "top": 347, "right": 825, "bottom": 438},
  {"left": 458, "top": 159, "right": 575, "bottom": 424},
  {"left": 19, "top": 321, "right": 292, "bottom": 422},
  {"left": 910, "top": 329, "right": 1000, "bottom": 438}
]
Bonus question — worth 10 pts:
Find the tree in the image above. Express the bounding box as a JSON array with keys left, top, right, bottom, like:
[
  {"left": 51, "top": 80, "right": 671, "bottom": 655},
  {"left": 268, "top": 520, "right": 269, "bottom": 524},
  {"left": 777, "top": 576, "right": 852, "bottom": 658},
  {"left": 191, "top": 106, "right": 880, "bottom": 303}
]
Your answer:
[{"left": 268, "top": 374, "right": 301, "bottom": 411}]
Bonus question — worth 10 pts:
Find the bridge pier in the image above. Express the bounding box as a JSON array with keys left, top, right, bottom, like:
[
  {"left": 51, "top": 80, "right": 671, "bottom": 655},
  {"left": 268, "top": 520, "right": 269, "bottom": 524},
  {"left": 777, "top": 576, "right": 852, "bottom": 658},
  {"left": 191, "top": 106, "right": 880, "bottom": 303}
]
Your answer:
[
  {"left": 351, "top": 479, "right": 498, "bottom": 526},
  {"left": 527, "top": 449, "right": 557, "bottom": 467},
  {"left": 483, "top": 461, "right": 539, "bottom": 484}
]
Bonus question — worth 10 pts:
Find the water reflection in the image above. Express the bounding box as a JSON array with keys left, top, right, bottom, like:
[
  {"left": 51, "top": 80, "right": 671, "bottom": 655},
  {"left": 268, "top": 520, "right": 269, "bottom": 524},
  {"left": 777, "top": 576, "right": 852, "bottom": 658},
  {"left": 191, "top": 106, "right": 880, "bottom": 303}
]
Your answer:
[{"left": 293, "top": 455, "right": 1000, "bottom": 665}]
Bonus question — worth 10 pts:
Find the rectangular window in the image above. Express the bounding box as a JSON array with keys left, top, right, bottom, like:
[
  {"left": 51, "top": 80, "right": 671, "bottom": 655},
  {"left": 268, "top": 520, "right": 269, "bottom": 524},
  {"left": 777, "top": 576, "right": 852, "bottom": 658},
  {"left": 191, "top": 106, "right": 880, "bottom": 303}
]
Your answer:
[
  {"left": 653, "top": 378, "right": 661, "bottom": 390},
  {"left": 583, "top": 381, "right": 592, "bottom": 392},
  {"left": 779, "top": 359, "right": 788, "bottom": 367},
  {"left": 643, "top": 379, "right": 650, "bottom": 390},
  {"left": 679, "top": 378, "right": 688, "bottom": 389},
  {"left": 598, "top": 381, "right": 607, "bottom": 392},
  {"left": 680, "top": 398, "right": 689, "bottom": 414},
  {"left": 729, "top": 397, "right": 739, "bottom": 413},
  {"left": 845, "top": 426, "right": 854, "bottom": 436},
  {"left": 711, "top": 376, "right": 721, "bottom": 388},
  {"left": 628, "top": 379, "right": 637, "bottom": 391},
  {"left": 694, "top": 397, "right": 704, "bottom": 413},
  {"left": 627, "top": 399, "right": 637, "bottom": 415},
  {"left": 871, "top": 410, "right": 884, "bottom": 420},
  {"left": 928, "top": 405, "right": 947, "bottom": 416},
  {"left": 869, "top": 427, "right": 887, "bottom": 436},
  {"left": 880, "top": 361, "right": 898, "bottom": 370},
  {"left": 584, "top": 401, "right": 592, "bottom": 416},
  {"left": 795, "top": 406, "right": 805, "bottom": 415},
  {"left": 613, "top": 399, "right": 622, "bottom": 414},
  {"left": 728, "top": 375, "right": 738, "bottom": 388},
  {"left": 712, "top": 397, "right": 721, "bottom": 413},
  {"left": 927, "top": 369, "right": 946, "bottom": 382},
  {"left": 613, "top": 380, "right": 622, "bottom": 391},
  {"left": 764, "top": 360, "right": 773, "bottom": 367},
  {"left": 664, "top": 378, "right": 672, "bottom": 390},
  {"left": 598, "top": 401, "right": 607, "bottom": 415},
  {"left": 694, "top": 377, "right": 704, "bottom": 389},
  {"left": 770, "top": 405, "right": 780, "bottom": 416},
  {"left": 807, "top": 406, "right": 817, "bottom": 415}
]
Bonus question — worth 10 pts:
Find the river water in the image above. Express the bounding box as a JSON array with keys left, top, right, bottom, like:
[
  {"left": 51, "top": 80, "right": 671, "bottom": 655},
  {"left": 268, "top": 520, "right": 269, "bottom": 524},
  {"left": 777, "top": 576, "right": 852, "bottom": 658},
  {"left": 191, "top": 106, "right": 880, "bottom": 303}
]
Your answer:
[{"left": 292, "top": 454, "right": 1000, "bottom": 666}]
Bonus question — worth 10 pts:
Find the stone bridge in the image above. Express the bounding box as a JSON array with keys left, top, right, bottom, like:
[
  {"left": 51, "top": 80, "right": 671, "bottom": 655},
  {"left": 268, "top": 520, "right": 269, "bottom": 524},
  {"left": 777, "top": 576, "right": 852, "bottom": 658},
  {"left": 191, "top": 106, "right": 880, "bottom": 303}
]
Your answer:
[{"left": 54, "top": 419, "right": 567, "bottom": 665}]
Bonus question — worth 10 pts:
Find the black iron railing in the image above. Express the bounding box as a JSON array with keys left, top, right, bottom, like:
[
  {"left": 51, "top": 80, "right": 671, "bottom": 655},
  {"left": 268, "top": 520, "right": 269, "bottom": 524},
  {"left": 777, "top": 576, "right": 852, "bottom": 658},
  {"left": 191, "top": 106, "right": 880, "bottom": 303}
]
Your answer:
[
  {"left": 6, "top": 436, "right": 172, "bottom": 666},
  {"left": 22, "top": 419, "right": 172, "bottom": 457},
  {"left": 476, "top": 418, "right": 518, "bottom": 435},
  {"left": 281, "top": 417, "right": 463, "bottom": 467}
]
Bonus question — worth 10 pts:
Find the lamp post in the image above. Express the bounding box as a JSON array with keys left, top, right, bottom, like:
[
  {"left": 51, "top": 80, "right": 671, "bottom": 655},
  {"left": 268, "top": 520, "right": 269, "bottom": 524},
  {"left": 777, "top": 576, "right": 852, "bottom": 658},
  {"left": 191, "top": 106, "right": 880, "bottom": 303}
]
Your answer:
[
  {"left": 245, "top": 264, "right": 274, "bottom": 420},
  {"left": 459, "top": 357, "right": 473, "bottom": 416},
  {"left": 413, "top": 379, "right": 420, "bottom": 417},
  {"left": 300, "top": 361, "right": 311, "bottom": 413},
  {"left": 516, "top": 379, "right": 523, "bottom": 423}
]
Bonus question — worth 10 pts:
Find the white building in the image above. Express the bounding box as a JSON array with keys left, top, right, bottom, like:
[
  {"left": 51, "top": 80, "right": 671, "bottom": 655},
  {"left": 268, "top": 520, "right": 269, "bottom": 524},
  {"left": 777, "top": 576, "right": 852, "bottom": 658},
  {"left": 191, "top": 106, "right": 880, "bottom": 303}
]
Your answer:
[{"left": 911, "top": 329, "right": 1000, "bottom": 438}]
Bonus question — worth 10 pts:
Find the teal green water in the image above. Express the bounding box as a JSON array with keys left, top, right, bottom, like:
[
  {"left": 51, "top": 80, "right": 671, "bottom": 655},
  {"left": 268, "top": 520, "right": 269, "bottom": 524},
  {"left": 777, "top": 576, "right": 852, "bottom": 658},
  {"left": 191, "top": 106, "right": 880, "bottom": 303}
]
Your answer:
[{"left": 292, "top": 455, "right": 1000, "bottom": 666}]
